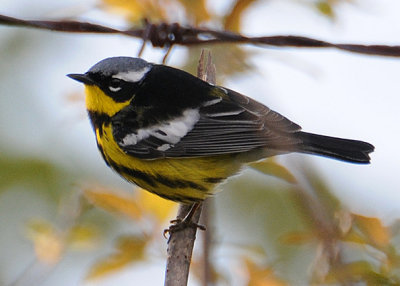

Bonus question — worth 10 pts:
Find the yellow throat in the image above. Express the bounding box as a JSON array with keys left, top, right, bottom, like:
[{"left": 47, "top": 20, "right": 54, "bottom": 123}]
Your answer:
[{"left": 84, "top": 85, "right": 131, "bottom": 116}]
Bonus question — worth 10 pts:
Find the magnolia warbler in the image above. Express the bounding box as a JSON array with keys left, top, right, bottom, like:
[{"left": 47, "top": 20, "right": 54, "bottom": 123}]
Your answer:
[{"left": 68, "top": 57, "right": 374, "bottom": 203}]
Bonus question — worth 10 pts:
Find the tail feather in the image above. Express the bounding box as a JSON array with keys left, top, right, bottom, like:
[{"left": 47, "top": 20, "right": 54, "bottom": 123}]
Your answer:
[{"left": 295, "top": 132, "right": 374, "bottom": 164}]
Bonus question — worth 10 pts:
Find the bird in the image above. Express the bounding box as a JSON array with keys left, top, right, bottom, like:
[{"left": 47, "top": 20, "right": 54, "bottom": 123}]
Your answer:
[{"left": 68, "top": 56, "right": 374, "bottom": 207}]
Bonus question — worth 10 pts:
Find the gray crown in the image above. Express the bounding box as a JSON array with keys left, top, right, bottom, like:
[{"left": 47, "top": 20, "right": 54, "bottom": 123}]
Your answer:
[{"left": 88, "top": 57, "right": 152, "bottom": 76}]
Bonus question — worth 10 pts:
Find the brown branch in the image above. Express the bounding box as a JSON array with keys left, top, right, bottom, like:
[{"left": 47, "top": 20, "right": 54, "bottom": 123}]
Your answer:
[
  {"left": 164, "top": 203, "right": 203, "bottom": 286},
  {"left": 1, "top": 14, "right": 400, "bottom": 57},
  {"left": 196, "top": 52, "right": 217, "bottom": 286},
  {"left": 199, "top": 199, "right": 214, "bottom": 286},
  {"left": 164, "top": 50, "right": 215, "bottom": 286}
]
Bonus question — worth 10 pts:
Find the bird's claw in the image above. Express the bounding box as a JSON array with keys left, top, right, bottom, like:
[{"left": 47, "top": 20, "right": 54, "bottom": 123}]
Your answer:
[{"left": 163, "top": 218, "right": 206, "bottom": 239}]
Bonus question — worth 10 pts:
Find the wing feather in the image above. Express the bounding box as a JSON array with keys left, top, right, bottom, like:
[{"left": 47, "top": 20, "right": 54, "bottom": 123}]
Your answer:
[{"left": 113, "top": 86, "right": 302, "bottom": 159}]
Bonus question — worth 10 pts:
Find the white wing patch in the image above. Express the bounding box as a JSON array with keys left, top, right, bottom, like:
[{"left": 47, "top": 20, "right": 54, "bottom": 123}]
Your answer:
[
  {"left": 112, "top": 66, "right": 151, "bottom": 83},
  {"left": 202, "top": 97, "right": 222, "bottom": 106},
  {"left": 120, "top": 108, "right": 200, "bottom": 151},
  {"left": 206, "top": 109, "right": 244, "bottom": 117}
]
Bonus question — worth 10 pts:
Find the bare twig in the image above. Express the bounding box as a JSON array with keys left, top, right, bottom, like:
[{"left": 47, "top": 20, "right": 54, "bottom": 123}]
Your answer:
[
  {"left": 197, "top": 52, "right": 217, "bottom": 286},
  {"left": 199, "top": 199, "right": 214, "bottom": 286},
  {"left": 1, "top": 14, "right": 400, "bottom": 57},
  {"left": 164, "top": 50, "right": 215, "bottom": 286},
  {"left": 165, "top": 203, "right": 203, "bottom": 286}
]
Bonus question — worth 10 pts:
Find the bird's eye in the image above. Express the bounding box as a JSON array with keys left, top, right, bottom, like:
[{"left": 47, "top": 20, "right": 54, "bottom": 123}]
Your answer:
[{"left": 109, "top": 78, "right": 122, "bottom": 92}]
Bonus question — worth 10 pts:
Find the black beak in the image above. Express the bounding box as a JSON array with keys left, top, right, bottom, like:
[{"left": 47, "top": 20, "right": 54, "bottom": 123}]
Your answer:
[{"left": 67, "top": 73, "right": 95, "bottom": 85}]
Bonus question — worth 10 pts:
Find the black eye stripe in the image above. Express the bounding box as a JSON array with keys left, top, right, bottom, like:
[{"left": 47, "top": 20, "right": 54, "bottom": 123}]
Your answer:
[
  {"left": 109, "top": 78, "right": 123, "bottom": 88},
  {"left": 86, "top": 72, "right": 142, "bottom": 102},
  {"left": 105, "top": 79, "right": 139, "bottom": 102}
]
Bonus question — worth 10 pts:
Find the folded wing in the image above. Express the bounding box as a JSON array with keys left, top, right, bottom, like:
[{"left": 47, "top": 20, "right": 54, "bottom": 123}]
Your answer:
[{"left": 114, "top": 87, "right": 302, "bottom": 159}]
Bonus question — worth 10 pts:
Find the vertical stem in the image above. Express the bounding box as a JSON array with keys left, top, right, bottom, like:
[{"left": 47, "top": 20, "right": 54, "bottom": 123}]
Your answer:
[
  {"left": 164, "top": 50, "right": 215, "bottom": 286},
  {"left": 165, "top": 203, "right": 203, "bottom": 286},
  {"left": 200, "top": 199, "right": 213, "bottom": 286}
]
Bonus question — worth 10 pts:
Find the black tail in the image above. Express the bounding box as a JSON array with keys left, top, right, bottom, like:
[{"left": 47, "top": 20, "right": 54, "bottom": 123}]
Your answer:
[{"left": 295, "top": 132, "right": 374, "bottom": 164}]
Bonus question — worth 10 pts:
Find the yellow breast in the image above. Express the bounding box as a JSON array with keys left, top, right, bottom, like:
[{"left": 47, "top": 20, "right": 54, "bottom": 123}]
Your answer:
[
  {"left": 95, "top": 123, "right": 240, "bottom": 202},
  {"left": 83, "top": 85, "right": 241, "bottom": 202}
]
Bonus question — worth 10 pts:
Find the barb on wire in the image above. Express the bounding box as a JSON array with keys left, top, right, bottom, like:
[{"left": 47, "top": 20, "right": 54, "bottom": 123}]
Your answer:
[{"left": 1, "top": 14, "right": 400, "bottom": 58}]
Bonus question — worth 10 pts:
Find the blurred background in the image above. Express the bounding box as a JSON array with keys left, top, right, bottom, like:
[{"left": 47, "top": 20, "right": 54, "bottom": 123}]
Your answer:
[{"left": 1, "top": 0, "right": 399, "bottom": 285}]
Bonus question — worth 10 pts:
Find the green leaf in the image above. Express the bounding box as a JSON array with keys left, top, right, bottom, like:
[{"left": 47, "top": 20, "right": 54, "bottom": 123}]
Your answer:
[
  {"left": 0, "top": 155, "right": 68, "bottom": 199},
  {"left": 315, "top": 1, "right": 334, "bottom": 18},
  {"left": 326, "top": 261, "right": 398, "bottom": 285}
]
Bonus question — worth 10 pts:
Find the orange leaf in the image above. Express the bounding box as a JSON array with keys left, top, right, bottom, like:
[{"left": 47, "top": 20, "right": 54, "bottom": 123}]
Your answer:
[
  {"left": 341, "top": 229, "right": 369, "bottom": 245},
  {"left": 86, "top": 235, "right": 147, "bottom": 281},
  {"left": 245, "top": 258, "right": 287, "bottom": 286},
  {"left": 83, "top": 188, "right": 142, "bottom": 220},
  {"left": 353, "top": 215, "right": 390, "bottom": 247}
]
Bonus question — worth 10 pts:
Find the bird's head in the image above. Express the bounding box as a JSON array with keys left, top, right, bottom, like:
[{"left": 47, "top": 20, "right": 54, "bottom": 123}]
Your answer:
[{"left": 68, "top": 57, "right": 152, "bottom": 116}]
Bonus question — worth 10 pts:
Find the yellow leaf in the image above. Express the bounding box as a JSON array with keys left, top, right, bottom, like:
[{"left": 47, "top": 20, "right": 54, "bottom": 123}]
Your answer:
[
  {"left": 244, "top": 258, "right": 287, "bottom": 286},
  {"left": 354, "top": 215, "right": 390, "bottom": 247},
  {"left": 342, "top": 229, "right": 369, "bottom": 245},
  {"left": 177, "top": 0, "right": 211, "bottom": 24},
  {"left": 224, "top": 0, "right": 259, "bottom": 32},
  {"left": 67, "top": 224, "right": 100, "bottom": 250},
  {"left": 249, "top": 158, "right": 297, "bottom": 184},
  {"left": 101, "top": 0, "right": 168, "bottom": 23},
  {"left": 136, "top": 189, "right": 177, "bottom": 223},
  {"left": 86, "top": 235, "right": 147, "bottom": 280},
  {"left": 26, "top": 219, "right": 63, "bottom": 265},
  {"left": 83, "top": 188, "right": 142, "bottom": 220}
]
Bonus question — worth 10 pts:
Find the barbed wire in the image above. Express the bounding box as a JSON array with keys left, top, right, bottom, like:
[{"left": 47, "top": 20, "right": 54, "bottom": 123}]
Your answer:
[{"left": 1, "top": 14, "right": 400, "bottom": 58}]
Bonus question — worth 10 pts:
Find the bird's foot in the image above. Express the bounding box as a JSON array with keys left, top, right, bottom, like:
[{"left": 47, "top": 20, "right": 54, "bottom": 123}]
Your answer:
[{"left": 163, "top": 217, "right": 206, "bottom": 239}]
